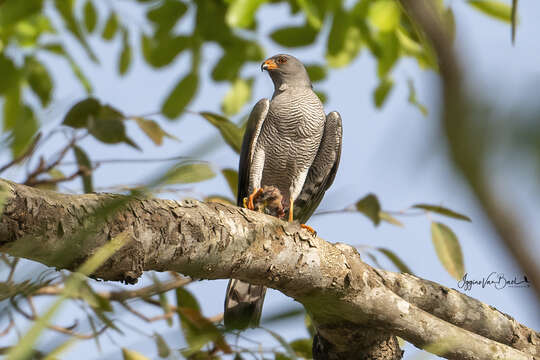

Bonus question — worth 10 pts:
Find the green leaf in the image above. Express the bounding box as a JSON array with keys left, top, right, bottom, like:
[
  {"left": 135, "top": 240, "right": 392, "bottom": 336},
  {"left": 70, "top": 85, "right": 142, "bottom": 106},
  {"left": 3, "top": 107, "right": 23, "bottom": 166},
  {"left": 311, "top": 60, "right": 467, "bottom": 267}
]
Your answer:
[
  {"left": 431, "top": 222, "right": 465, "bottom": 280},
  {"left": 0, "top": 54, "right": 20, "bottom": 95},
  {"left": 270, "top": 24, "right": 318, "bottom": 47},
  {"left": 118, "top": 29, "right": 132, "bottom": 75},
  {"left": 154, "top": 333, "right": 170, "bottom": 358},
  {"left": 413, "top": 204, "right": 471, "bottom": 221},
  {"left": 147, "top": 0, "right": 188, "bottom": 35},
  {"left": 0, "top": 0, "right": 43, "bottom": 27},
  {"left": 326, "top": 7, "right": 362, "bottom": 68},
  {"left": 102, "top": 12, "right": 119, "bottom": 40},
  {"left": 379, "top": 211, "right": 404, "bottom": 227},
  {"left": 3, "top": 90, "right": 38, "bottom": 158},
  {"left": 356, "top": 193, "right": 381, "bottom": 226},
  {"left": 396, "top": 28, "right": 423, "bottom": 58},
  {"left": 83, "top": 0, "right": 98, "bottom": 33},
  {"left": 89, "top": 107, "right": 137, "bottom": 148},
  {"left": 373, "top": 77, "right": 394, "bottom": 108},
  {"left": 221, "top": 168, "right": 238, "bottom": 199},
  {"left": 25, "top": 57, "right": 53, "bottom": 107},
  {"left": 297, "top": 0, "right": 322, "bottom": 29},
  {"left": 63, "top": 99, "right": 137, "bottom": 148},
  {"left": 63, "top": 98, "right": 101, "bottom": 128},
  {"left": 199, "top": 112, "right": 243, "bottom": 153},
  {"left": 368, "top": 0, "right": 401, "bottom": 32},
  {"left": 221, "top": 78, "right": 253, "bottom": 116},
  {"left": 275, "top": 353, "right": 292, "bottom": 360},
  {"left": 406, "top": 79, "right": 428, "bottom": 116},
  {"left": 161, "top": 73, "right": 198, "bottom": 119},
  {"left": 141, "top": 34, "right": 190, "bottom": 68},
  {"left": 159, "top": 292, "right": 173, "bottom": 326},
  {"left": 134, "top": 117, "right": 177, "bottom": 145},
  {"left": 226, "top": 0, "right": 266, "bottom": 28},
  {"left": 468, "top": 0, "right": 512, "bottom": 22},
  {"left": 290, "top": 338, "right": 312, "bottom": 358},
  {"left": 73, "top": 145, "right": 93, "bottom": 193},
  {"left": 305, "top": 64, "right": 327, "bottom": 83},
  {"left": 54, "top": 0, "right": 97, "bottom": 62},
  {"left": 122, "top": 348, "right": 150, "bottom": 360},
  {"left": 377, "top": 248, "right": 413, "bottom": 274},
  {"left": 176, "top": 288, "right": 231, "bottom": 354},
  {"left": 164, "top": 163, "right": 215, "bottom": 185},
  {"left": 79, "top": 282, "right": 113, "bottom": 311},
  {"left": 376, "top": 32, "right": 399, "bottom": 79}
]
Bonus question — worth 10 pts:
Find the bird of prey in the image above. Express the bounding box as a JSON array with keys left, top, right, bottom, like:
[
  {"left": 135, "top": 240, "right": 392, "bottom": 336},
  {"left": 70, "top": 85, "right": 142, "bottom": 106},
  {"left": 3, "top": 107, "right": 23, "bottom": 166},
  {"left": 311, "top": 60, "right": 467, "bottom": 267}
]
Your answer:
[{"left": 224, "top": 54, "right": 343, "bottom": 329}]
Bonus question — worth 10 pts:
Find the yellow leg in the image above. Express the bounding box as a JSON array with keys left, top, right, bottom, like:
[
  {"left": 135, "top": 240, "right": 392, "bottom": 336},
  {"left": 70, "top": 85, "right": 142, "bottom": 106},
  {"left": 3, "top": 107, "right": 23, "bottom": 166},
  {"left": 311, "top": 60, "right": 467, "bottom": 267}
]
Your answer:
[
  {"left": 288, "top": 197, "right": 294, "bottom": 222},
  {"left": 246, "top": 188, "right": 263, "bottom": 210},
  {"left": 301, "top": 224, "right": 316, "bottom": 235}
]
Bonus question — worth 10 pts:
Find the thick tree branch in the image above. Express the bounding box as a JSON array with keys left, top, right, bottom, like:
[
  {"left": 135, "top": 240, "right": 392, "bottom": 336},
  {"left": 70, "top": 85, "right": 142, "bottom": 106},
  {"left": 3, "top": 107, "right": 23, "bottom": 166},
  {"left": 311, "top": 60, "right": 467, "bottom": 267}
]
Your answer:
[{"left": 0, "top": 179, "right": 538, "bottom": 360}]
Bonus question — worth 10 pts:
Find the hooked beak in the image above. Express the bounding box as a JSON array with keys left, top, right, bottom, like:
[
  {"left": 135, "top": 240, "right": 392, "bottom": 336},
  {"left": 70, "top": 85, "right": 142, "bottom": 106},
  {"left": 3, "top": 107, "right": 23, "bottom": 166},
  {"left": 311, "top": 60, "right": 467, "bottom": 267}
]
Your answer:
[{"left": 261, "top": 58, "right": 278, "bottom": 71}]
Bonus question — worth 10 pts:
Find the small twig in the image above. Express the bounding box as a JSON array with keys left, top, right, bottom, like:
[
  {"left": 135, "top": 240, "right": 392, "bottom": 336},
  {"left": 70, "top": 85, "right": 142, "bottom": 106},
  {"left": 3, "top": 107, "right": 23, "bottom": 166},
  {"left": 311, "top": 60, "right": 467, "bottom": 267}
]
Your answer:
[
  {"left": 10, "top": 296, "right": 104, "bottom": 339},
  {"left": 120, "top": 301, "right": 176, "bottom": 323},
  {"left": 24, "top": 134, "right": 79, "bottom": 186},
  {"left": 0, "top": 318, "right": 14, "bottom": 337},
  {"left": 6, "top": 258, "right": 19, "bottom": 283},
  {"left": 24, "top": 169, "right": 86, "bottom": 188},
  {"left": 59, "top": 155, "right": 194, "bottom": 166},
  {"left": 34, "top": 276, "right": 191, "bottom": 302},
  {"left": 0, "top": 133, "right": 42, "bottom": 174}
]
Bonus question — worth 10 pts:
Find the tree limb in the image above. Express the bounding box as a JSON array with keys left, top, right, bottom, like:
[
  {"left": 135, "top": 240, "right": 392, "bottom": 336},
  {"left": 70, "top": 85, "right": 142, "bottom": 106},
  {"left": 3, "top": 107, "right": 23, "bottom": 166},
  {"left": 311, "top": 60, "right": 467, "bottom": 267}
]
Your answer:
[{"left": 0, "top": 179, "right": 538, "bottom": 360}]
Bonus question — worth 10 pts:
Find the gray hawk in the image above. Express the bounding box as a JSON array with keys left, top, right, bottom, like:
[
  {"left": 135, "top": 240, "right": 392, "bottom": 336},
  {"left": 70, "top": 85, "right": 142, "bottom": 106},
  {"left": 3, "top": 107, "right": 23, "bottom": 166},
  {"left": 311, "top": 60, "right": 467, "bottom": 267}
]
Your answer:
[{"left": 224, "top": 54, "right": 343, "bottom": 329}]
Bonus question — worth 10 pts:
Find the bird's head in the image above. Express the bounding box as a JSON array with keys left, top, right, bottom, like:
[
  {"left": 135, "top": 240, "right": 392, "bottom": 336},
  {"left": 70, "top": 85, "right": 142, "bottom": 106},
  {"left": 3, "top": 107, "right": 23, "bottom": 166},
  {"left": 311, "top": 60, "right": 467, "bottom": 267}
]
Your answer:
[{"left": 261, "top": 54, "right": 312, "bottom": 90}]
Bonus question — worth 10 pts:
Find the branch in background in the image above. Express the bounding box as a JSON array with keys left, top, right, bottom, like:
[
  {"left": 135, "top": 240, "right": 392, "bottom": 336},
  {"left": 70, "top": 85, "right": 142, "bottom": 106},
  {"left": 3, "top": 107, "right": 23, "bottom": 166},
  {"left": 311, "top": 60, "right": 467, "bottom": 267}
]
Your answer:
[
  {"left": 398, "top": 0, "right": 540, "bottom": 300},
  {"left": 0, "top": 133, "right": 42, "bottom": 175},
  {"left": 0, "top": 179, "right": 537, "bottom": 360}
]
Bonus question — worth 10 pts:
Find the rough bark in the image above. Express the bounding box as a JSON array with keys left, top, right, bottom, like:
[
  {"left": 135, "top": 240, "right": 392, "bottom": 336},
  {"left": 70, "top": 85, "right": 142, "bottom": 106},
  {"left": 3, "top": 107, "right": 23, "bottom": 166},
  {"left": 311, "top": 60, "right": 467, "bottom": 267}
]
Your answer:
[{"left": 0, "top": 179, "right": 538, "bottom": 360}]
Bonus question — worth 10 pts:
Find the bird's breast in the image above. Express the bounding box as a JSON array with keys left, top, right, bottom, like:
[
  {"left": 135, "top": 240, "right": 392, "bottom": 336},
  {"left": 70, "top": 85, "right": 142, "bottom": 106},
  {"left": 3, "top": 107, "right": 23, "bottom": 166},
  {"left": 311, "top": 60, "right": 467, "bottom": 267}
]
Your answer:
[{"left": 256, "top": 88, "right": 326, "bottom": 200}]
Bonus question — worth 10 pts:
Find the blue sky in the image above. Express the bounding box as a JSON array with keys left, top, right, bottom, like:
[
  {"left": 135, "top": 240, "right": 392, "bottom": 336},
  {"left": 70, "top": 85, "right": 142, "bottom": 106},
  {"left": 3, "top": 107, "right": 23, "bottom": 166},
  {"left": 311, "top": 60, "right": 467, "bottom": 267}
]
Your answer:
[{"left": 1, "top": 0, "right": 539, "bottom": 358}]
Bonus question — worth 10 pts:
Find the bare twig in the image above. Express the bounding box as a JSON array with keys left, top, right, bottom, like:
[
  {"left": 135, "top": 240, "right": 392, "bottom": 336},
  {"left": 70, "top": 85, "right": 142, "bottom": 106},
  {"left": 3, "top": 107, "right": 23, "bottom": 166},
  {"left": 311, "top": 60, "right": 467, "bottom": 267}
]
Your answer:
[{"left": 0, "top": 133, "right": 42, "bottom": 175}]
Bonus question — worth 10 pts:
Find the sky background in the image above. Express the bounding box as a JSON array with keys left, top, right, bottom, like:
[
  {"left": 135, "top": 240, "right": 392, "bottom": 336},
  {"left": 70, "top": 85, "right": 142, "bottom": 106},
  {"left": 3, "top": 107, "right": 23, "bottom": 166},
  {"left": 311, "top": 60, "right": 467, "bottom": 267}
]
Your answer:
[{"left": 1, "top": 0, "right": 539, "bottom": 359}]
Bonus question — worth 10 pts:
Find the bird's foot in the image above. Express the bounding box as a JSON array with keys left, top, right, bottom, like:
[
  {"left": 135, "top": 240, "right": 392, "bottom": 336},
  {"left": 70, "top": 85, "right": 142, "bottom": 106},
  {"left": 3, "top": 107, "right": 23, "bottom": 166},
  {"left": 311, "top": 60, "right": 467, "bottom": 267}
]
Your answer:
[
  {"left": 252, "top": 186, "right": 285, "bottom": 218},
  {"left": 300, "top": 224, "right": 317, "bottom": 236},
  {"left": 244, "top": 188, "right": 264, "bottom": 210}
]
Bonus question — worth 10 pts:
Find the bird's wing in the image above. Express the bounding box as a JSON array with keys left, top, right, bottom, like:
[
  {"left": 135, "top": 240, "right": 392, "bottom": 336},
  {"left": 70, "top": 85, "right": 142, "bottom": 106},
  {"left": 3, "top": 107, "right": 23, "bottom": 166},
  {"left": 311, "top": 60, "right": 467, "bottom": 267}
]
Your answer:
[
  {"left": 294, "top": 111, "right": 343, "bottom": 224},
  {"left": 237, "top": 99, "right": 270, "bottom": 206}
]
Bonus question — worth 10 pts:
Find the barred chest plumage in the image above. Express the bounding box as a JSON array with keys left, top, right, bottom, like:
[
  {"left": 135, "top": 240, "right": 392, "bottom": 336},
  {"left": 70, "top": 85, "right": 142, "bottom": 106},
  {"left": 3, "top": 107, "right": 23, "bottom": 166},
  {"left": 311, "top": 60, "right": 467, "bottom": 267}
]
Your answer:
[{"left": 252, "top": 86, "right": 326, "bottom": 203}]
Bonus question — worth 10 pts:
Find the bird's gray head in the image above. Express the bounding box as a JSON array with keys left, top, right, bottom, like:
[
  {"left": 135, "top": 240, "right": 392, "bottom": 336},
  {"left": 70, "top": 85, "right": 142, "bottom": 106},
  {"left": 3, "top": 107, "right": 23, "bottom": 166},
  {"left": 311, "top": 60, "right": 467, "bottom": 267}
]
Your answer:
[{"left": 261, "top": 54, "right": 312, "bottom": 90}]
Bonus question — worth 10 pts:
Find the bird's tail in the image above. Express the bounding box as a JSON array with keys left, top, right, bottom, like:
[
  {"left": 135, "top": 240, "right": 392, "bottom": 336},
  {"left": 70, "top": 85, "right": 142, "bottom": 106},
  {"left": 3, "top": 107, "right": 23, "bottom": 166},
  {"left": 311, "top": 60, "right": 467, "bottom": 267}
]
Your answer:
[{"left": 224, "top": 279, "right": 266, "bottom": 330}]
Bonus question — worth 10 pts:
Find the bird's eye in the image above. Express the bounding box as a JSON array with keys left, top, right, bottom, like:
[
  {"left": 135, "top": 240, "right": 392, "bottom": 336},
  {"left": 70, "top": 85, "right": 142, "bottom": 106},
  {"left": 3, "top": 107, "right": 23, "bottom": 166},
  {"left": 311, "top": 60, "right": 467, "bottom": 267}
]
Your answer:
[{"left": 277, "top": 56, "right": 287, "bottom": 64}]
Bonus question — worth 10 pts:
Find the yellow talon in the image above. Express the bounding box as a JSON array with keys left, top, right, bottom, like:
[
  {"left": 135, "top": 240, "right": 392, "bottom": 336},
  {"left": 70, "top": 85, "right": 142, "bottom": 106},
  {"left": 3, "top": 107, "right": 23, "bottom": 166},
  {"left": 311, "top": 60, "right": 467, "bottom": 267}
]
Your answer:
[
  {"left": 288, "top": 197, "right": 294, "bottom": 222},
  {"left": 300, "top": 224, "right": 316, "bottom": 235},
  {"left": 246, "top": 188, "right": 263, "bottom": 210}
]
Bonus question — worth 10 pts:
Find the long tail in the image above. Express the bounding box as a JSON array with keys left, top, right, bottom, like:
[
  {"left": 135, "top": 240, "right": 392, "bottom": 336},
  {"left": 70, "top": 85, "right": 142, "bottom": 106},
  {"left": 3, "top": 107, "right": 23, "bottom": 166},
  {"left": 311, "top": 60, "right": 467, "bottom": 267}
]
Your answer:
[{"left": 224, "top": 279, "right": 266, "bottom": 329}]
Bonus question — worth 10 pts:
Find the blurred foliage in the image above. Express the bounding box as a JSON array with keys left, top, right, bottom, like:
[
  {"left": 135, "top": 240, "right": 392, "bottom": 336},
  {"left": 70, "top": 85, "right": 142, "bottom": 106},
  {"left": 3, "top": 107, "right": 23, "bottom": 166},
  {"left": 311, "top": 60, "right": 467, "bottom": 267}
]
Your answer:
[{"left": 0, "top": 0, "right": 527, "bottom": 359}]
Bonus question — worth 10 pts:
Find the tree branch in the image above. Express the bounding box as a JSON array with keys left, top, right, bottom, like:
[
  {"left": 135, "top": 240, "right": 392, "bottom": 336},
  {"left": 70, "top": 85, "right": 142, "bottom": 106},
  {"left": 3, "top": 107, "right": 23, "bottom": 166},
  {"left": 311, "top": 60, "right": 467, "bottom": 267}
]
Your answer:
[{"left": 0, "top": 179, "right": 538, "bottom": 360}]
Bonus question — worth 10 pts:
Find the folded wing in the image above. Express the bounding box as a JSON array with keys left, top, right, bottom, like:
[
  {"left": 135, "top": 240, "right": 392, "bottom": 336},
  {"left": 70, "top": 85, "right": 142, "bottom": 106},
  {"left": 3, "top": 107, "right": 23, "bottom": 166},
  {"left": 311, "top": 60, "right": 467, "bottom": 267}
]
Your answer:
[{"left": 294, "top": 111, "right": 343, "bottom": 224}]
